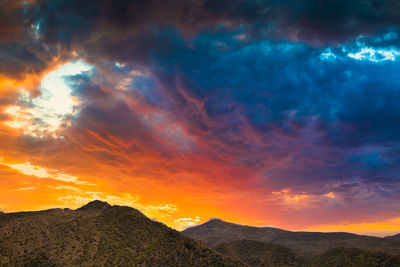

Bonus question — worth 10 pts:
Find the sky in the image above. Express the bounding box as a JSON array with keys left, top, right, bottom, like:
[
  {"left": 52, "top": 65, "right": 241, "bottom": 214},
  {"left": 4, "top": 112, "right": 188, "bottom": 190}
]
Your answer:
[{"left": 1, "top": 0, "right": 400, "bottom": 237}]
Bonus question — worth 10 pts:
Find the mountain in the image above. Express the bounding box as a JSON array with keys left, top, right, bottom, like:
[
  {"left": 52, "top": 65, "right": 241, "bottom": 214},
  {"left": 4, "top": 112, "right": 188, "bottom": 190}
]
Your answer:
[
  {"left": 0, "top": 201, "right": 245, "bottom": 266},
  {"left": 386, "top": 234, "right": 400, "bottom": 240},
  {"left": 182, "top": 219, "right": 288, "bottom": 246},
  {"left": 182, "top": 219, "right": 400, "bottom": 257}
]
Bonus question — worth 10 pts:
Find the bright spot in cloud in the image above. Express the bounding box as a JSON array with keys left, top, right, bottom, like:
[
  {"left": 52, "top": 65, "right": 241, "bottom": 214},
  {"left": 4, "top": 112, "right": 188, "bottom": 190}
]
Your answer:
[
  {"left": 348, "top": 47, "right": 400, "bottom": 62},
  {"left": 4, "top": 61, "right": 92, "bottom": 137},
  {"left": 35, "top": 60, "right": 92, "bottom": 118},
  {"left": 0, "top": 159, "right": 83, "bottom": 184},
  {"left": 320, "top": 49, "right": 337, "bottom": 60},
  {"left": 114, "top": 62, "right": 125, "bottom": 68},
  {"left": 324, "top": 192, "right": 336, "bottom": 199},
  {"left": 31, "top": 22, "right": 40, "bottom": 39}
]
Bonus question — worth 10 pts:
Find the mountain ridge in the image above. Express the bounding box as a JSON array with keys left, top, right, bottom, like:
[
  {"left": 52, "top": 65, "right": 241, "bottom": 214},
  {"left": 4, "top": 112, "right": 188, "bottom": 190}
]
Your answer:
[
  {"left": 2, "top": 202, "right": 400, "bottom": 266},
  {"left": 0, "top": 200, "right": 245, "bottom": 266},
  {"left": 182, "top": 219, "right": 400, "bottom": 257}
]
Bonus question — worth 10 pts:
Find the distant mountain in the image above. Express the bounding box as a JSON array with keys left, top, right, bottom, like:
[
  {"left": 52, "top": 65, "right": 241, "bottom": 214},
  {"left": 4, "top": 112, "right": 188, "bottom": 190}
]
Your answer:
[
  {"left": 0, "top": 201, "right": 245, "bottom": 266},
  {"left": 182, "top": 219, "right": 288, "bottom": 246},
  {"left": 386, "top": 234, "right": 400, "bottom": 240},
  {"left": 182, "top": 219, "right": 400, "bottom": 257}
]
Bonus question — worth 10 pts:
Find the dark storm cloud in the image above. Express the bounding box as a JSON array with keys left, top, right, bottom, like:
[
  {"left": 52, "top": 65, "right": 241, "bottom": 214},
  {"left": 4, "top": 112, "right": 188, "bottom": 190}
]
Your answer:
[
  {"left": 3, "top": 0, "right": 400, "bottom": 77},
  {"left": 0, "top": 0, "right": 27, "bottom": 41},
  {"left": 67, "top": 73, "right": 150, "bottom": 140},
  {"left": 31, "top": 0, "right": 400, "bottom": 48},
  {"left": 0, "top": 0, "right": 57, "bottom": 79},
  {"left": 0, "top": 42, "right": 47, "bottom": 79}
]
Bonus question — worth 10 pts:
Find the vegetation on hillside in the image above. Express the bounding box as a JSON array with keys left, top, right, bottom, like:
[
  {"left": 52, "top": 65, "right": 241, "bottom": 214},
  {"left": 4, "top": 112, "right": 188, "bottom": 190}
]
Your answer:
[
  {"left": 215, "top": 240, "right": 400, "bottom": 267},
  {"left": 215, "top": 239, "right": 304, "bottom": 267},
  {"left": 183, "top": 219, "right": 400, "bottom": 257},
  {"left": 2, "top": 202, "right": 400, "bottom": 266},
  {"left": 0, "top": 201, "right": 245, "bottom": 266}
]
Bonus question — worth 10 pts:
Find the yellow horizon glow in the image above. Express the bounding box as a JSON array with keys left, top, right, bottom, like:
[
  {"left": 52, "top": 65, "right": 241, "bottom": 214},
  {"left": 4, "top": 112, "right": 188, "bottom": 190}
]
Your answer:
[
  {"left": 304, "top": 218, "right": 400, "bottom": 237},
  {"left": 0, "top": 159, "right": 83, "bottom": 184}
]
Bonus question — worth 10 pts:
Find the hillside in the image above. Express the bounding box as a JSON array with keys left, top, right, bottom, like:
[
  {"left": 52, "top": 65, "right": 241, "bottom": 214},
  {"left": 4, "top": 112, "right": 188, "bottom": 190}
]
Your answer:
[
  {"left": 386, "top": 234, "right": 400, "bottom": 240},
  {"left": 182, "top": 219, "right": 400, "bottom": 257},
  {"left": 309, "top": 247, "right": 400, "bottom": 267},
  {"left": 215, "top": 240, "right": 304, "bottom": 267},
  {"left": 0, "top": 201, "right": 245, "bottom": 266},
  {"left": 215, "top": 240, "right": 400, "bottom": 267}
]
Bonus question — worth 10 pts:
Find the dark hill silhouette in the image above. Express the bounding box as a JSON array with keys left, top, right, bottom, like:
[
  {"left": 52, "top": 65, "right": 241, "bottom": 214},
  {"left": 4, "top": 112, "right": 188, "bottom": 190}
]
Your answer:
[
  {"left": 215, "top": 239, "right": 305, "bottom": 267},
  {"left": 215, "top": 240, "right": 400, "bottom": 267},
  {"left": 386, "top": 234, "right": 400, "bottom": 240},
  {"left": 0, "top": 201, "right": 245, "bottom": 266},
  {"left": 309, "top": 247, "right": 400, "bottom": 267},
  {"left": 182, "top": 219, "right": 400, "bottom": 257}
]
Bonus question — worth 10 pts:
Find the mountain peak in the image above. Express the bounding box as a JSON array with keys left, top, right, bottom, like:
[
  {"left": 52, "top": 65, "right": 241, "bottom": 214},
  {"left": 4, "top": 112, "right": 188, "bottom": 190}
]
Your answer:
[
  {"left": 207, "top": 218, "right": 224, "bottom": 224},
  {"left": 77, "top": 200, "right": 111, "bottom": 211}
]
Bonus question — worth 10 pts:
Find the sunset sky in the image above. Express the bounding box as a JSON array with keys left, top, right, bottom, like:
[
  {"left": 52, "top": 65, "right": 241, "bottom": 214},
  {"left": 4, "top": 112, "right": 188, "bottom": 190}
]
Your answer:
[{"left": 1, "top": 0, "right": 400, "bottom": 237}]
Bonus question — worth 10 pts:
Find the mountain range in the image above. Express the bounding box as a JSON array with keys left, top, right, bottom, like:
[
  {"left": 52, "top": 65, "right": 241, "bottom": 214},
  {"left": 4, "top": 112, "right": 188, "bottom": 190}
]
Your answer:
[
  {"left": 182, "top": 219, "right": 400, "bottom": 257},
  {"left": 1, "top": 201, "right": 400, "bottom": 266}
]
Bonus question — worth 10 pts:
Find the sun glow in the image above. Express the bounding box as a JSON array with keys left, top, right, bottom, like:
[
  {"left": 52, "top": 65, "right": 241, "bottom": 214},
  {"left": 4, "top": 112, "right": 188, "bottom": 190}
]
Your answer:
[{"left": 3, "top": 61, "right": 92, "bottom": 137}]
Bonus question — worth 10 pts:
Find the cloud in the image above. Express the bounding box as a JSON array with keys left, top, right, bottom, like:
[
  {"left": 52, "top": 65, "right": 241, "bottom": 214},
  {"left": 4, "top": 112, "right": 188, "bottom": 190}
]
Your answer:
[
  {"left": 26, "top": 0, "right": 400, "bottom": 48},
  {"left": 0, "top": 160, "right": 84, "bottom": 184},
  {"left": 174, "top": 216, "right": 201, "bottom": 229},
  {"left": 15, "top": 186, "right": 36, "bottom": 191},
  {"left": 0, "top": 0, "right": 29, "bottom": 41}
]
